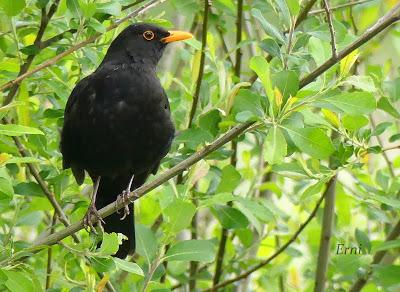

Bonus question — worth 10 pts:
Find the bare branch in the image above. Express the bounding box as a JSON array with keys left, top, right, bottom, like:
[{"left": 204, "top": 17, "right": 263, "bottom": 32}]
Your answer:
[
  {"left": 309, "top": 0, "right": 373, "bottom": 15},
  {"left": 322, "top": 0, "right": 338, "bottom": 58},
  {"left": 187, "top": 0, "right": 210, "bottom": 128},
  {"left": 314, "top": 176, "right": 337, "bottom": 292}
]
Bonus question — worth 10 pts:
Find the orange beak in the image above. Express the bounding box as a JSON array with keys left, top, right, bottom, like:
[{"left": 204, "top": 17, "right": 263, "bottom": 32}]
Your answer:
[{"left": 161, "top": 30, "right": 193, "bottom": 43}]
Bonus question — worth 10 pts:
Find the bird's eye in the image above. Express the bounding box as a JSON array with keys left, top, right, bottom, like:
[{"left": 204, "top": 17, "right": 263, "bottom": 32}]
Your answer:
[{"left": 143, "top": 30, "right": 155, "bottom": 41}]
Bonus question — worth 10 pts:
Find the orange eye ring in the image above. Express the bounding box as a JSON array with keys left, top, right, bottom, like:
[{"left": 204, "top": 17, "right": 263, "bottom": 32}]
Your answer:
[{"left": 143, "top": 30, "right": 155, "bottom": 41}]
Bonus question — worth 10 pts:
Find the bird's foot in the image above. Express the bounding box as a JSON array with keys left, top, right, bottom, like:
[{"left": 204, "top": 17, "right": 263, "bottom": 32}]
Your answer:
[
  {"left": 83, "top": 204, "right": 105, "bottom": 234},
  {"left": 116, "top": 190, "right": 133, "bottom": 220}
]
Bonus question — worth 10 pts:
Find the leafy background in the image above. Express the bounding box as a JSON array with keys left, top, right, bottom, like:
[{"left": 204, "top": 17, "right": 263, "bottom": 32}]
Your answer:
[{"left": 0, "top": 0, "right": 400, "bottom": 291}]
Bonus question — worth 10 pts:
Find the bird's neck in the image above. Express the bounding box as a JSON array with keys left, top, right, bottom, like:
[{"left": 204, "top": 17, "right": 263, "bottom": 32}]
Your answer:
[{"left": 101, "top": 47, "right": 160, "bottom": 70}]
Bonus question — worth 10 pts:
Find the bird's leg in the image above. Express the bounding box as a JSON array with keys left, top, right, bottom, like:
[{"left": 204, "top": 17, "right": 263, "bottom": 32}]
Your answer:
[
  {"left": 83, "top": 176, "right": 105, "bottom": 233},
  {"left": 116, "top": 174, "right": 136, "bottom": 220}
]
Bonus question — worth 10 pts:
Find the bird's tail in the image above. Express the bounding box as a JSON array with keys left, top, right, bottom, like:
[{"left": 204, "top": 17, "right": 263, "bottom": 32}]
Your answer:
[{"left": 95, "top": 175, "right": 135, "bottom": 258}]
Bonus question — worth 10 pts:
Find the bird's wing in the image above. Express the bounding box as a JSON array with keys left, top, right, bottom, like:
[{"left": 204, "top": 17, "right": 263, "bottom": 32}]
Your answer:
[{"left": 61, "top": 76, "right": 95, "bottom": 184}]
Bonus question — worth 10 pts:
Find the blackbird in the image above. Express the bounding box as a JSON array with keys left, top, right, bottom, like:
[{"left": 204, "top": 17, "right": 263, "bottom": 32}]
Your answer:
[{"left": 60, "top": 23, "right": 192, "bottom": 258}]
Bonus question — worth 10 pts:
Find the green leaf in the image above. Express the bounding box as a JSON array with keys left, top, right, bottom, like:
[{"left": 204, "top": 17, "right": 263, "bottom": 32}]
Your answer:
[
  {"left": 342, "top": 115, "right": 369, "bottom": 131},
  {"left": 164, "top": 240, "right": 215, "bottom": 262},
  {"left": 284, "top": 126, "right": 334, "bottom": 159},
  {"left": 88, "top": 18, "right": 106, "bottom": 33},
  {"left": 0, "top": 124, "right": 44, "bottom": 136},
  {"left": 374, "top": 239, "right": 400, "bottom": 252},
  {"left": 274, "top": 0, "right": 291, "bottom": 27},
  {"left": 259, "top": 38, "right": 281, "bottom": 58},
  {"left": 237, "top": 198, "right": 274, "bottom": 222},
  {"left": 0, "top": 167, "right": 13, "bottom": 201},
  {"left": 272, "top": 70, "right": 299, "bottom": 100},
  {"left": 211, "top": 205, "right": 249, "bottom": 229},
  {"left": 3, "top": 270, "right": 34, "bottom": 292},
  {"left": 308, "top": 36, "right": 330, "bottom": 66},
  {"left": 91, "top": 257, "right": 115, "bottom": 272},
  {"left": 249, "top": 56, "right": 274, "bottom": 104},
  {"left": 319, "top": 92, "right": 376, "bottom": 115},
  {"left": 286, "top": 0, "right": 300, "bottom": 16},
  {"left": 164, "top": 199, "right": 196, "bottom": 233},
  {"left": 377, "top": 96, "right": 400, "bottom": 118},
  {"left": 373, "top": 265, "right": 400, "bottom": 286},
  {"left": 199, "top": 193, "right": 236, "bottom": 208},
  {"left": 66, "top": 0, "right": 80, "bottom": 17},
  {"left": 231, "top": 89, "right": 264, "bottom": 122},
  {"left": 251, "top": 8, "right": 285, "bottom": 44},
  {"left": 98, "top": 232, "right": 119, "bottom": 256},
  {"left": 264, "top": 126, "right": 287, "bottom": 164},
  {"left": 0, "top": 0, "right": 25, "bottom": 16},
  {"left": 355, "top": 228, "right": 371, "bottom": 253},
  {"left": 342, "top": 75, "right": 376, "bottom": 92},
  {"left": 113, "top": 258, "right": 144, "bottom": 276},
  {"left": 135, "top": 224, "right": 157, "bottom": 264},
  {"left": 96, "top": 1, "right": 121, "bottom": 16},
  {"left": 300, "top": 180, "right": 325, "bottom": 199},
  {"left": 215, "top": 165, "right": 241, "bottom": 194}
]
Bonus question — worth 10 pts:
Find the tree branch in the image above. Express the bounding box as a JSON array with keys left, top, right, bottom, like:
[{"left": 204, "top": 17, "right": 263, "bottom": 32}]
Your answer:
[
  {"left": 322, "top": 0, "right": 338, "bottom": 58},
  {"left": 206, "top": 177, "right": 336, "bottom": 291},
  {"left": 314, "top": 175, "right": 337, "bottom": 292},
  {"left": 295, "top": 0, "right": 318, "bottom": 28},
  {"left": 349, "top": 219, "right": 400, "bottom": 292},
  {"left": 187, "top": 0, "right": 210, "bottom": 128},
  {"left": 309, "top": 0, "right": 373, "bottom": 15},
  {"left": 0, "top": 0, "right": 166, "bottom": 95}
]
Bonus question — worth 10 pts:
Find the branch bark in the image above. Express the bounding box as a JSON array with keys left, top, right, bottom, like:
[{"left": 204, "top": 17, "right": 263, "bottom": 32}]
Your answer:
[
  {"left": 322, "top": 0, "right": 338, "bottom": 58},
  {"left": 314, "top": 176, "right": 337, "bottom": 292},
  {"left": 187, "top": 0, "right": 210, "bottom": 128}
]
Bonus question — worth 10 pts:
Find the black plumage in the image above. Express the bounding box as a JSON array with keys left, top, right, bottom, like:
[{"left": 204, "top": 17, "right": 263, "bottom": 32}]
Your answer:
[{"left": 60, "top": 23, "right": 192, "bottom": 258}]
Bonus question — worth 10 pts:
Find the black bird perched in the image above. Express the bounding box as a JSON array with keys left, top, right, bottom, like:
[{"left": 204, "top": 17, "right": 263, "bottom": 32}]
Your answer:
[{"left": 60, "top": 23, "right": 192, "bottom": 258}]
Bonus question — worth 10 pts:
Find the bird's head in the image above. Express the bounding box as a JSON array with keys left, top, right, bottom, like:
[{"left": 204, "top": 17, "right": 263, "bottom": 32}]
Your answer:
[{"left": 104, "top": 23, "right": 193, "bottom": 66}]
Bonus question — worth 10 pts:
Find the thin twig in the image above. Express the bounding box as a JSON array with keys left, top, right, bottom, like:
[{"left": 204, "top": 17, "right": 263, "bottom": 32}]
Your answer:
[
  {"left": 24, "top": 4, "right": 400, "bottom": 254},
  {"left": 314, "top": 175, "right": 337, "bottom": 292},
  {"left": 349, "top": 219, "right": 400, "bottom": 292},
  {"left": 206, "top": 177, "right": 336, "bottom": 291},
  {"left": 322, "top": 0, "right": 338, "bottom": 58},
  {"left": 382, "top": 144, "right": 400, "bottom": 152},
  {"left": 309, "top": 0, "right": 373, "bottom": 15},
  {"left": 0, "top": 0, "right": 166, "bottom": 95},
  {"left": 187, "top": 0, "right": 210, "bottom": 128},
  {"left": 46, "top": 213, "right": 57, "bottom": 289}
]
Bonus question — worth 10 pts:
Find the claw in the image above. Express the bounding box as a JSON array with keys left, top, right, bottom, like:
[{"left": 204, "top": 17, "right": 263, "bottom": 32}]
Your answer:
[
  {"left": 83, "top": 204, "right": 105, "bottom": 234},
  {"left": 117, "top": 190, "right": 131, "bottom": 221}
]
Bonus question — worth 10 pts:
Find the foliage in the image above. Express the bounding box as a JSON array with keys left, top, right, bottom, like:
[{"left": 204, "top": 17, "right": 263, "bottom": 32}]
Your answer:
[{"left": 0, "top": 0, "right": 400, "bottom": 291}]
